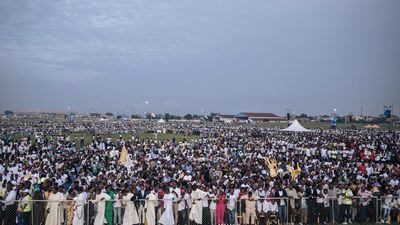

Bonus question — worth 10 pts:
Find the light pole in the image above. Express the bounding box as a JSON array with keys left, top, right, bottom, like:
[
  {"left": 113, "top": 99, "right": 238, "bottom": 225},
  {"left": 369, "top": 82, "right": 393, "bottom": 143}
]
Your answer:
[{"left": 331, "top": 108, "right": 337, "bottom": 129}]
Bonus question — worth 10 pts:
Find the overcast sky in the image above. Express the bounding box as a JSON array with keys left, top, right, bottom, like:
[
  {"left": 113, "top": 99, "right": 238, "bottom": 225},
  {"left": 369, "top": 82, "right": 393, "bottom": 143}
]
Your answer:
[{"left": 0, "top": 0, "right": 399, "bottom": 116}]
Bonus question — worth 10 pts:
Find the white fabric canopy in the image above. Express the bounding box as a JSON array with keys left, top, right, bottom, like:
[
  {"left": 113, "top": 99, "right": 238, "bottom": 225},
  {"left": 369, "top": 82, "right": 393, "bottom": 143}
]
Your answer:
[{"left": 281, "top": 120, "right": 310, "bottom": 132}]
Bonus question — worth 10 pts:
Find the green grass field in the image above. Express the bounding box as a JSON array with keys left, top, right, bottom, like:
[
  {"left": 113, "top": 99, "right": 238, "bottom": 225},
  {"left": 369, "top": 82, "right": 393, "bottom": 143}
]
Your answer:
[
  {"left": 136, "top": 133, "right": 199, "bottom": 141},
  {"left": 1, "top": 132, "right": 199, "bottom": 143},
  {"left": 48, "top": 132, "right": 199, "bottom": 144}
]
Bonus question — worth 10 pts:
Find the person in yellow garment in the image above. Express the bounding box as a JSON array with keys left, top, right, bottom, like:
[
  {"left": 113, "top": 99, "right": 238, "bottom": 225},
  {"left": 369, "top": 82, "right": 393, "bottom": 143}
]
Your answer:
[
  {"left": 342, "top": 184, "right": 353, "bottom": 225},
  {"left": 21, "top": 189, "right": 32, "bottom": 225}
]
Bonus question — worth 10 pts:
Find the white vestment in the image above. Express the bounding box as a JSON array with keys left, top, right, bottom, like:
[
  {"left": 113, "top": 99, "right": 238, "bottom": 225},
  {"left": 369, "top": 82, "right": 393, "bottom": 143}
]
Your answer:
[
  {"left": 159, "top": 193, "right": 174, "bottom": 225},
  {"left": 73, "top": 193, "right": 86, "bottom": 225},
  {"left": 145, "top": 191, "right": 157, "bottom": 225},
  {"left": 93, "top": 192, "right": 111, "bottom": 225},
  {"left": 123, "top": 193, "right": 140, "bottom": 225},
  {"left": 189, "top": 189, "right": 208, "bottom": 224},
  {"left": 45, "top": 192, "right": 65, "bottom": 225}
]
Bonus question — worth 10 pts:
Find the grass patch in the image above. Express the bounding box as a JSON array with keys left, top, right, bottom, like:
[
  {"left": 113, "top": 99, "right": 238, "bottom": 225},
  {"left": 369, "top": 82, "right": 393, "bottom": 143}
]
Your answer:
[
  {"left": 136, "top": 133, "right": 199, "bottom": 141},
  {"left": 70, "top": 133, "right": 199, "bottom": 142},
  {"left": 1, "top": 133, "right": 199, "bottom": 143}
]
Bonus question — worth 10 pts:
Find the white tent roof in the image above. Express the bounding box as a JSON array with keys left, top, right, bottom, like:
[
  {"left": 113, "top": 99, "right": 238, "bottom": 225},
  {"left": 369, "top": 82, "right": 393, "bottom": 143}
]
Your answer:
[
  {"left": 158, "top": 118, "right": 166, "bottom": 123},
  {"left": 281, "top": 120, "right": 310, "bottom": 132}
]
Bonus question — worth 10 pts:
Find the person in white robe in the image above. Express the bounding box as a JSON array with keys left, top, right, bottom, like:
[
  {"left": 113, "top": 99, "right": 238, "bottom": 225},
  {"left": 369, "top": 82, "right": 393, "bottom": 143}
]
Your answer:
[
  {"left": 73, "top": 189, "right": 87, "bottom": 225},
  {"left": 59, "top": 189, "right": 67, "bottom": 225},
  {"left": 45, "top": 186, "right": 65, "bottom": 225},
  {"left": 159, "top": 188, "right": 175, "bottom": 225},
  {"left": 93, "top": 189, "right": 111, "bottom": 225},
  {"left": 145, "top": 188, "right": 158, "bottom": 225},
  {"left": 122, "top": 189, "right": 140, "bottom": 225},
  {"left": 189, "top": 184, "right": 208, "bottom": 225}
]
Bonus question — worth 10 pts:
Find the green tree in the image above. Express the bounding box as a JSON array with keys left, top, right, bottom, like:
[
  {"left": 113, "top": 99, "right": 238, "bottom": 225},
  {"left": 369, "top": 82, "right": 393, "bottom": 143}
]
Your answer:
[
  {"left": 131, "top": 114, "right": 141, "bottom": 119},
  {"left": 4, "top": 110, "right": 14, "bottom": 116},
  {"left": 210, "top": 112, "right": 219, "bottom": 118},
  {"left": 165, "top": 113, "right": 171, "bottom": 122},
  {"left": 183, "top": 114, "right": 193, "bottom": 120},
  {"left": 89, "top": 112, "right": 101, "bottom": 117}
]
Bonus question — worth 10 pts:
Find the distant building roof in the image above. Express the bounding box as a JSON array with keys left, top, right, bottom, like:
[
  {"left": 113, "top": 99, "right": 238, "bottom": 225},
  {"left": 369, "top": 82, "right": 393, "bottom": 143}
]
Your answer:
[
  {"left": 219, "top": 114, "right": 235, "bottom": 118},
  {"left": 235, "top": 112, "right": 281, "bottom": 121},
  {"left": 240, "top": 112, "right": 279, "bottom": 118}
]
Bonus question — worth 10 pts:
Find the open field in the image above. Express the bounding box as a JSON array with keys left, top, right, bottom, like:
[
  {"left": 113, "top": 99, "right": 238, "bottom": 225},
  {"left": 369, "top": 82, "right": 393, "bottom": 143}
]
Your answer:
[
  {"left": 1, "top": 132, "right": 200, "bottom": 143},
  {"left": 68, "top": 132, "right": 199, "bottom": 143}
]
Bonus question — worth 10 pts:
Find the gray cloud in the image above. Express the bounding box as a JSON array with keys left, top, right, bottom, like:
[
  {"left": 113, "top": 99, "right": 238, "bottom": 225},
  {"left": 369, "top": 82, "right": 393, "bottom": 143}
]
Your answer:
[{"left": 0, "top": 0, "right": 399, "bottom": 115}]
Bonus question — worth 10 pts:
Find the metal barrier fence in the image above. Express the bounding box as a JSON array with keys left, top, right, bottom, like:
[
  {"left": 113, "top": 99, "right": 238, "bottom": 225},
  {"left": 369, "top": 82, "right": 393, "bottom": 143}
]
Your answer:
[{"left": 0, "top": 197, "right": 399, "bottom": 225}]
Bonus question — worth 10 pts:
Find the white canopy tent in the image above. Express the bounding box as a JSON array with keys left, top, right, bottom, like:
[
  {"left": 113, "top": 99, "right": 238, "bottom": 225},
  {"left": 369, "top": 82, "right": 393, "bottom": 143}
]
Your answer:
[{"left": 281, "top": 120, "right": 310, "bottom": 132}]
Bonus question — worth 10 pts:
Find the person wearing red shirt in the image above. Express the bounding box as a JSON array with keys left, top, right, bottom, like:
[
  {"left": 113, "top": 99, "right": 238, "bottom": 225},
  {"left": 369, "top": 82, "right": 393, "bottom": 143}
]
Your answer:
[
  {"left": 216, "top": 190, "right": 225, "bottom": 225},
  {"left": 359, "top": 163, "right": 366, "bottom": 174}
]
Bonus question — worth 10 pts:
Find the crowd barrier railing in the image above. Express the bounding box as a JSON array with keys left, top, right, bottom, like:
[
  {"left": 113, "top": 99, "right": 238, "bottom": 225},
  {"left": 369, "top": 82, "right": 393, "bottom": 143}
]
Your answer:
[{"left": 1, "top": 196, "right": 399, "bottom": 225}]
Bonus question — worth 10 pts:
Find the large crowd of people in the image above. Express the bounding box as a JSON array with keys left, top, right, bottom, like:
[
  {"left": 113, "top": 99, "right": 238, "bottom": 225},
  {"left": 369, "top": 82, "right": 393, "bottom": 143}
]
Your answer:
[{"left": 0, "top": 118, "right": 399, "bottom": 225}]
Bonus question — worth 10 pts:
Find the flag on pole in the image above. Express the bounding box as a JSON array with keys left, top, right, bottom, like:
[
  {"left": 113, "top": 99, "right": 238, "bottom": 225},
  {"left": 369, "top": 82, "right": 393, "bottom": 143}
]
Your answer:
[{"left": 119, "top": 145, "right": 128, "bottom": 165}]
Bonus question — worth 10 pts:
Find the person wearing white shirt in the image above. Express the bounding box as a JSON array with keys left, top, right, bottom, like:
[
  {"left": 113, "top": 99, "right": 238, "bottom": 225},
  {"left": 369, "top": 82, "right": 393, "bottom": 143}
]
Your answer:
[
  {"left": 241, "top": 191, "right": 258, "bottom": 225},
  {"left": 255, "top": 188, "right": 266, "bottom": 199},
  {"left": 389, "top": 179, "right": 399, "bottom": 187},
  {"left": 265, "top": 198, "right": 279, "bottom": 225},
  {"left": 382, "top": 192, "right": 393, "bottom": 223},
  {"left": 189, "top": 184, "right": 208, "bottom": 225},
  {"left": 171, "top": 183, "right": 181, "bottom": 225},
  {"left": 177, "top": 190, "right": 190, "bottom": 225},
  {"left": 45, "top": 186, "right": 66, "bottom": 225},
  {"left": 0, "top": 164, "right": 4, "bottom": 174},
  {"left": 73, "top": 188, "right": 87, "bottom": 225},
  {"left": 93, "top": 189, "right": 111, "bottom": 225},
  {"left": 159, "top": 188, "right": 175, "bottom": 225},
  {"left": 114, "top": 190, "right": 122, "bottom": 225},
  {"left": 209, "top": 190, "right": 217, "bottom": 225},
  {"left": 257, "top": 197, "right": 269, "bottom": 225},
  {"left": 3, "top": 183, "right": 17, "bottom": 225},
  {"left": 183, "top": 174, "right": 192, "bottom": 182}
]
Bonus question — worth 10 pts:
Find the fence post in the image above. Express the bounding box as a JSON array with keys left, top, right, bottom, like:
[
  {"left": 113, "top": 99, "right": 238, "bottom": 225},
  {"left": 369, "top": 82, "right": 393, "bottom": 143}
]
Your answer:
[
  {"left": 331, "top": 198, "right": 335, "bottom": 224},
  {"left": 376, "top": 197, "right": 379, "bottom": 223},
  {"left": 286, "top": 197, "right": 289, "bottom": 225},
  {"left": 31, "top": 200, "right": 34, "bottom": 225},
  {"left": 87, "top": 200, "right": 90, "bottom": 225},
  {"left": 238, "top": 197, "right": 241, "bottom": 225}
]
